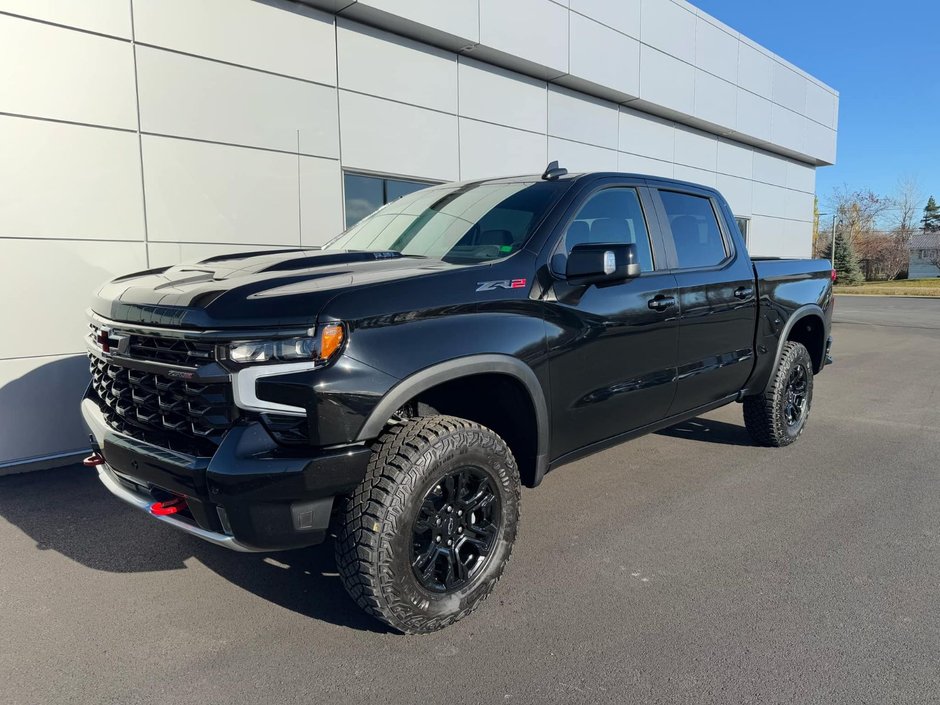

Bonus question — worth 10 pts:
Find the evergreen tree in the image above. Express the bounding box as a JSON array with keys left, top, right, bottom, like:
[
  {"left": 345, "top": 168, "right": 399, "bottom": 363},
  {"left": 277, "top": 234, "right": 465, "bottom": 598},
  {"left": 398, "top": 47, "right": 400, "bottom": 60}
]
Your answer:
[
  {"left": 922, "top": 196, "right": 940, "bottom": 232},
  {"left": 823, "top": 231, "right": 864, "bottom": 285}
]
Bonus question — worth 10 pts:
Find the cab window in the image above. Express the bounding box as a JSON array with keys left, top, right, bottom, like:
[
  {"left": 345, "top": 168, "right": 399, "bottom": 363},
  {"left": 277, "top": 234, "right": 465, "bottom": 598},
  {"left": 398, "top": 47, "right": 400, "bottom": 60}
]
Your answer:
[
  {"left": 557, "top": 188, "right": 655, "bottom": 273},
  {"left": 659, "top": 191, "right": 729, "bottom": 269}
]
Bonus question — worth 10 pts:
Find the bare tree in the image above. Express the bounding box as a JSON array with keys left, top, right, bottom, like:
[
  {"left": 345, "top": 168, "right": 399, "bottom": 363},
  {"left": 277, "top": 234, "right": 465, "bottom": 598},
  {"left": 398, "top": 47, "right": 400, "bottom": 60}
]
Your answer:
[
  {"left": 825, "top": 186, "right": 893, "bottom": 249},
  {"left": 881, "top": 176, "right": 926, "bottom": 279},
  {"left": 857, "top": 231, "right": 909, "bottom": 280},
  {"left": 825, "top": 182, "right": 928, "bottom": 280},
  {"left": 893, "top": 176, "right": 924, "bottom": 237}
]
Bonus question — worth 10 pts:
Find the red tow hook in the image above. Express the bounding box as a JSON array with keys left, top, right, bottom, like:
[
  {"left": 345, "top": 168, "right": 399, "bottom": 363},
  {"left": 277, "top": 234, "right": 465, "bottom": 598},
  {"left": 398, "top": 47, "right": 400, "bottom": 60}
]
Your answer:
[
  {"left": 150, "top": 497, "right": 188, "bottom": 516},
  {"left": 83, "top": 453, "right": 105, "bottom": 467}
]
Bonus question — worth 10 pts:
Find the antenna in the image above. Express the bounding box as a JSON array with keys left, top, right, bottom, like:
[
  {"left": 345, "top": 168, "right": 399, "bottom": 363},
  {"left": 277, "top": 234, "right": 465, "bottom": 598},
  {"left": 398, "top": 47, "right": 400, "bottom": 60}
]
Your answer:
[{"left": 541, "top": 160, "right": 568, "bottom": 181}]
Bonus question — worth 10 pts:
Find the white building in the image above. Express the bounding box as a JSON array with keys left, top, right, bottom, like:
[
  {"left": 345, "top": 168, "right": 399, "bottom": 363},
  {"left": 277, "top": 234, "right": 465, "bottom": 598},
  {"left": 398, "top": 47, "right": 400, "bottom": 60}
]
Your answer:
[{"left": 0, "top": 0, "right": 839, "bottom": 471}]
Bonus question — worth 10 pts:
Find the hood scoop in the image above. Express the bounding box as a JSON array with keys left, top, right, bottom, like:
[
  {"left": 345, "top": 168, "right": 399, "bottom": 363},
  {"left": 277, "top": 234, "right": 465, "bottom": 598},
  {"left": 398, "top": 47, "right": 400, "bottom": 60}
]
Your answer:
[
  {"left": 199, "top": 248, "right": 308, "bottom": 264},
  {"left": 259, "top": 250, "right": 403, "bottom": 273}
]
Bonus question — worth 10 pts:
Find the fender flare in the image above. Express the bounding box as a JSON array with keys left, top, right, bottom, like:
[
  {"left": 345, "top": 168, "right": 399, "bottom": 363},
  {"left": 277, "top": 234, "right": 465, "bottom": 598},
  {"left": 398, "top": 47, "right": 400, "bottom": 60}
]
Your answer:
[
  {"left": 766, "top": 303, "right": 826, "bottom": 388},
  {"left": 355, "top": 354, "right": 551, "bottom": 482}
]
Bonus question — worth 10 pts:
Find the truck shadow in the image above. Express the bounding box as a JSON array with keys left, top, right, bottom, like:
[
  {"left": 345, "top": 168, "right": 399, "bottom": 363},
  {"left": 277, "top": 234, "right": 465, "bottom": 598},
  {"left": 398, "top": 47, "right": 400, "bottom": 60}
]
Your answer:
[
  {"left": 656, "top": 417, "right": 754, "bottom": 447},
  {"left": 0, "top": 466, "right": 389, "bottom": 634}
]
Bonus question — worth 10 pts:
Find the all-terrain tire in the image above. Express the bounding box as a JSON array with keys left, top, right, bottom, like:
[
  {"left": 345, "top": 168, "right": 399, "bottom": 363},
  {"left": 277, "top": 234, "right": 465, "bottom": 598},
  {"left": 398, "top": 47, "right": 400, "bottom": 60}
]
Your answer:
[
  {"left": 334, "top": 415, "right": 520, "bottom": 634},
  {"left": 743, "top": 341, "right": 814, "bottom": 447}
]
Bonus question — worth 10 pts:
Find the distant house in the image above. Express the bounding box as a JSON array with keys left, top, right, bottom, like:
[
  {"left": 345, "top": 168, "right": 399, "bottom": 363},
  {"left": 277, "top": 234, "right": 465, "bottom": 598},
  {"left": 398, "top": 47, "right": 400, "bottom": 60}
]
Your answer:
[{"left": 909, "top": 233, "right": 940, "bottom": 278}]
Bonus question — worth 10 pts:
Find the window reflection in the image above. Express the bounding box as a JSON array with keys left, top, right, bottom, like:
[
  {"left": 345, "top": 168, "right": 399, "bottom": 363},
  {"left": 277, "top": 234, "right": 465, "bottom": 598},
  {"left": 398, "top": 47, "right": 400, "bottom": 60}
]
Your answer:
[{"left": 344, "top": 172, "right": 436, "bottom": 228}]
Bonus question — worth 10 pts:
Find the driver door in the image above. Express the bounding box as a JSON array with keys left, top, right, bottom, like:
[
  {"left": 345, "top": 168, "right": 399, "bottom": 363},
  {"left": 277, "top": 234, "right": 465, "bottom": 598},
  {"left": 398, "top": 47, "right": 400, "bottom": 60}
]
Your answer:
[{"left": 541, "top": 183, "right": 679, "bottom": 459}]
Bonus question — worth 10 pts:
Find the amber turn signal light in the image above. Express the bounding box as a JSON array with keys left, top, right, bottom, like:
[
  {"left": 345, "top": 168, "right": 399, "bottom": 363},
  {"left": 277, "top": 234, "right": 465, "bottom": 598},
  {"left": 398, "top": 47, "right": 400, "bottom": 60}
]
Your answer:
[{"left": 319, "top": 323, "right": 345, "bottom": 360}]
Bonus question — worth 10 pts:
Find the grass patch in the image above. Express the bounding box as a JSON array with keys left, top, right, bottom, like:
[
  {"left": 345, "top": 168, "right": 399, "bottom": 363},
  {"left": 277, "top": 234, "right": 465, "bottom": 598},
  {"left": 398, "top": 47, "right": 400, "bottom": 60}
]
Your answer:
[{"left": 834, "top": 278, "right": 940, "bottom": 297}]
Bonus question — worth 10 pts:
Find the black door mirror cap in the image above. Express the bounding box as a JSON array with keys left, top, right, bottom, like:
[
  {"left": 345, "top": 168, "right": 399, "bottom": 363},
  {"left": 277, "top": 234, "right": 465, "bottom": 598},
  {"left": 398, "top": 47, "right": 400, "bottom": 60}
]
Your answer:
[{"left": 566, "top": 242, "right": 641, "bottom": 285}]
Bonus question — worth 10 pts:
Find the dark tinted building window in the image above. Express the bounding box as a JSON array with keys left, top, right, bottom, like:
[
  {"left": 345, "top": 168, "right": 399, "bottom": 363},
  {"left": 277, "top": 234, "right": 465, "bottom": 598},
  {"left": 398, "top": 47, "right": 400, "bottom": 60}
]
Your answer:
[
  {"left": 344, "top": 173, "right": 432, "bottom": 227},
  {"left": 735, "top": 216, "right": 749, "bottom": 245},
  {"left": 659, "top": 191, "right": 729, "bottom": 268}
]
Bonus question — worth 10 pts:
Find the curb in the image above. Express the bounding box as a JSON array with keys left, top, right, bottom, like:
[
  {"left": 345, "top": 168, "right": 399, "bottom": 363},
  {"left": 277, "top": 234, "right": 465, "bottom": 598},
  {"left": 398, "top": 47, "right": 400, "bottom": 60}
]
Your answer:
[{"left": 0, "top": 450, "right": 89, "bottom": 478}]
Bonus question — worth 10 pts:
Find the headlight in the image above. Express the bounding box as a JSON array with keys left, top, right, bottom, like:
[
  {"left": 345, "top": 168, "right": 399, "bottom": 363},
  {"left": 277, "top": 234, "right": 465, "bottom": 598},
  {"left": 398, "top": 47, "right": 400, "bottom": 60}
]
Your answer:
[{"left": 223, "top": 324, "right": 345, "bottom": 365}]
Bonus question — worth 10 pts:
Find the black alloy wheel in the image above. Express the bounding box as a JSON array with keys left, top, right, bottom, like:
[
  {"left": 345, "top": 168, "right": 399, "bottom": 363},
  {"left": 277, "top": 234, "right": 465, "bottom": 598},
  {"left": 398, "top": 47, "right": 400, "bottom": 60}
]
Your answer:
[
  {"left": 783, "top": 362, "right": 809, "bottom": 427},
  {"left": 411, "top": 467, "right": 502, "bottom": 593}
]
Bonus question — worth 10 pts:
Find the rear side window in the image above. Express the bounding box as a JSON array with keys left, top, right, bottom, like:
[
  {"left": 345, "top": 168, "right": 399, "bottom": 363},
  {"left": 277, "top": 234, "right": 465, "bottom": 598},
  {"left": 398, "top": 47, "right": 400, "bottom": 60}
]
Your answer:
[
  {"left": 659, "top": 191, "right": 729, "bottom": 269},
  {"left": 559, "top": 188, "right": 655, "bottom": 272}
]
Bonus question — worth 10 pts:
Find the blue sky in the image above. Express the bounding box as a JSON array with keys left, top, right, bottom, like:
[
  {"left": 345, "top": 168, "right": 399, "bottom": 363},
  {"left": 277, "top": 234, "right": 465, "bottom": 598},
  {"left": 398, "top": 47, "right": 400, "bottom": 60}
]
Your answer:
[{"left": 693, "top": 0, "right": 940, "bottom": 206}]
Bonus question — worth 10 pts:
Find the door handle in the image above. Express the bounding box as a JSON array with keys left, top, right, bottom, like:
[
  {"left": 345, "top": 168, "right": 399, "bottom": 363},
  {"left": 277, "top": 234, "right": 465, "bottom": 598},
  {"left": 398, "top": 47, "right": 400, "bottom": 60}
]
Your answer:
[
  {"left": 734, "top": 286, "right": 754, "bottom": 300},
  {"left": 648, "top": 295, "right": 676, "bottom": 311}
]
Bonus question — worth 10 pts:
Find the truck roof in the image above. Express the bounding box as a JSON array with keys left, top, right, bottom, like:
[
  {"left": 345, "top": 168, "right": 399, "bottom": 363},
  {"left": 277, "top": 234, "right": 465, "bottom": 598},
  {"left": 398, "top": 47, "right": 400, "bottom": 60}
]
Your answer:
[{"left": 455, "top": 171, "right": 722, "bottom": 196}]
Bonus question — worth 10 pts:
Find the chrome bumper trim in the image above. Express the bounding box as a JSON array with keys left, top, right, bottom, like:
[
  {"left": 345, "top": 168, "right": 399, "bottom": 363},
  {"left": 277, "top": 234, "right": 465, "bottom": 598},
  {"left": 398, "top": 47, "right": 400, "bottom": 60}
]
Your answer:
[{"left": 95, "top": 464, "right": 265, "bottom": 553}]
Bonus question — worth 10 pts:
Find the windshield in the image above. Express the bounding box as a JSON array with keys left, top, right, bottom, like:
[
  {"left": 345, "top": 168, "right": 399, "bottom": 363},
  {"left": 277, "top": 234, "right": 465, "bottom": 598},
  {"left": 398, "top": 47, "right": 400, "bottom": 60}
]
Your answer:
[{"left": 324, "top": 180, "right": 568, "bottom": 263}]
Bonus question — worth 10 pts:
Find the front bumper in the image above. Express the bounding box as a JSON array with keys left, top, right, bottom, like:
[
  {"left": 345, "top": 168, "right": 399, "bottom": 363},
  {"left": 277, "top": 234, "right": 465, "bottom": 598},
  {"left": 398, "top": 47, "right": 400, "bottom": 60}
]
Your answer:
[
  {"left": 95, "top": 461, "right": 263, "bottom": 551},
  {"left": 81, "top": 398, "right": 371, "bottom": 551}
]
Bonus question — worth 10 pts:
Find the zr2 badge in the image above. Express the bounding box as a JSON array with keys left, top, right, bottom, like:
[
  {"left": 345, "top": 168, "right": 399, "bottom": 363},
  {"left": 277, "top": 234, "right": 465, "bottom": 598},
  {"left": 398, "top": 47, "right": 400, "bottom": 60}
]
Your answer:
[{"left": 476, "top": 278, "right": 527, "bottom": 292}]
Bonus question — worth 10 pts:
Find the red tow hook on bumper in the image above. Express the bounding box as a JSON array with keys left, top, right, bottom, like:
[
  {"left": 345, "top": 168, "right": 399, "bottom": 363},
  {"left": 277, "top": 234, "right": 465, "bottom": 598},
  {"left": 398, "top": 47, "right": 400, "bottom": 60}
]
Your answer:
[
  {"left": 83, "top": 453, "right": 105, "bottom": 467},
  {"left": 150, "top": 497, "right": 188, "bottom": 516}
]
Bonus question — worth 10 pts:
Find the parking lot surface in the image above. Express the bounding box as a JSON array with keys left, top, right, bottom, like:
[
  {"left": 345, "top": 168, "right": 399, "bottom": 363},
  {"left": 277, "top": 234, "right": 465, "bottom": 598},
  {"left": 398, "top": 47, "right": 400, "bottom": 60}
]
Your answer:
[{"left": 1, "top": 296, "right": 938, "bottom": 705}]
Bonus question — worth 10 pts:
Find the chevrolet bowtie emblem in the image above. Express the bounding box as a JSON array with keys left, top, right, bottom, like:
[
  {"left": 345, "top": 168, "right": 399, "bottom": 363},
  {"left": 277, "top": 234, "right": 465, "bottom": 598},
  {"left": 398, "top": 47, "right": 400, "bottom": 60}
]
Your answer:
[
  {"left": 97, "top": 328, "right": 129, "bottom": 355},
  {"left": 97, "top": 328, "right": 111, "bottom": 353}
]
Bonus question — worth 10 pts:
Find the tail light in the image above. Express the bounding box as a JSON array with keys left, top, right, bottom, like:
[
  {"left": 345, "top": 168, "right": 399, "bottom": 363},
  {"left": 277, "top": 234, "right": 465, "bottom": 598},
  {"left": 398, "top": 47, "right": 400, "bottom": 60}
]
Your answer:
[{"left": 831, "top": 269, "right": 837, "bottom": 282}]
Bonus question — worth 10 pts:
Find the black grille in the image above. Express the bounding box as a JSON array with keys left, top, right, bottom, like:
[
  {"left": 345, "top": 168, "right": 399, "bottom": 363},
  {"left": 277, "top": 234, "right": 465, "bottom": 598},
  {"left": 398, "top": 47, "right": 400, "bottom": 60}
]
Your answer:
[
  {"left": 88, "top": 323, "right": 217, "bottom": 367},
  {"left": 127, "top": 335, "right": 216, "bottom": 366},
  {"left": 88, "top": 355, "right": 237, "bottom": 456}
]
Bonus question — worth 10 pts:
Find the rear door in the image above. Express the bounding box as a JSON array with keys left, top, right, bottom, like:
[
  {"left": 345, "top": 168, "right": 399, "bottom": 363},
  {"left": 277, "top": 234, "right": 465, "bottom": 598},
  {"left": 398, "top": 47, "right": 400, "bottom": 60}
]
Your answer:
[
  {"left": 650, "top": 186, "right": 757, "bottom": 415},
  {"left": 541, "top": 180, "right": 680, "bottom": 458}
]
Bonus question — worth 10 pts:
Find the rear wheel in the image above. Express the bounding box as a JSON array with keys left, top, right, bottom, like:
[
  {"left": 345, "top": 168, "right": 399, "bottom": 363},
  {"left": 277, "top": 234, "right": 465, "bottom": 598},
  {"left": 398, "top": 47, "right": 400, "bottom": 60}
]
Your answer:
[
  {"left": 335, "top": 415, "right": 520, "bottom": 634},
  {"left": 743, "top": 341, "right": 814, "bottom": 447}
]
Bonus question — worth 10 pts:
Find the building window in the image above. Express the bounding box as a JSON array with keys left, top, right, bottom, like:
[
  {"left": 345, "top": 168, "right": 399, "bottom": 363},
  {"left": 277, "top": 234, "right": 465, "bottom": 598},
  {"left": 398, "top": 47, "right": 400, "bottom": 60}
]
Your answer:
[
  {"left": 343, "top": 172, "right": 435, "bottom": 228},
  {"left": 735, "top": 216, "right": 750, "bottom": 245}
]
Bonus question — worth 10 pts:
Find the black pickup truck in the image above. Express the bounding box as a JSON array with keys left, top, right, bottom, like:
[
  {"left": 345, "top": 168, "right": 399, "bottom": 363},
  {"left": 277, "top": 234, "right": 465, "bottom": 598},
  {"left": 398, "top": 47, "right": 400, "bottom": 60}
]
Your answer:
[{"left": 82, "top": 165, "right": 833, "bottom": 633}]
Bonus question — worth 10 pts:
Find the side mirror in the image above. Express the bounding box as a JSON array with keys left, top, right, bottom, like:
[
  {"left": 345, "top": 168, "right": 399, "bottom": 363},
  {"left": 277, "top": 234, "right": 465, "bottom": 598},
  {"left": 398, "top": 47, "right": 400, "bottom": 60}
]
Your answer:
[{"left": 566, "top": 243, "right": 641, "bottom": 285}]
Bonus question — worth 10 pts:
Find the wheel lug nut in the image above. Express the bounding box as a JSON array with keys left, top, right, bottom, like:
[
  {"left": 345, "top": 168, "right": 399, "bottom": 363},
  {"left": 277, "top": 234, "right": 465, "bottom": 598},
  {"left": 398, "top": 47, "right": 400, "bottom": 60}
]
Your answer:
[
  {"left": 458, "top": 527, "right": 463, "bottom": 533},
  {"left": 447, "top": 539, "right": 452, "bottom": 546},
  {"left": 435, "top": 535, "right": 441, "bottom": 542},
  {"left": 435, "top": 517, "right": 441, "bottom": 525},
  {"left": 446, "top": 506, "right": 453, "bottom": 513},
  {"left": 457, "top": 510, "right": 463, "bottom": 516}
]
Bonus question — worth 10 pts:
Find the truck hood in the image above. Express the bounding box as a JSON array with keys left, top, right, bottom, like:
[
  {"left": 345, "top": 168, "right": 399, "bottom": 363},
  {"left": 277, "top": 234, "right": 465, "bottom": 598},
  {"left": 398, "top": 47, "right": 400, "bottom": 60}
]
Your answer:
[{"left": 91, "top": 248, "right": 456, "bottom": 329}]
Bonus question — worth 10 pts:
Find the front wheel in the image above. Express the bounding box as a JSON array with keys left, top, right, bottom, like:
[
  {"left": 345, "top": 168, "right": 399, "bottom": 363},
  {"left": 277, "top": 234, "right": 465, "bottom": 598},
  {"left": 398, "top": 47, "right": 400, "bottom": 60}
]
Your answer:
[
  {"left": 743, "top": 341, "right": 814, "bottom": 447},
  {"left": 335, "top": 415, "right": 520, "bottom": 634}
]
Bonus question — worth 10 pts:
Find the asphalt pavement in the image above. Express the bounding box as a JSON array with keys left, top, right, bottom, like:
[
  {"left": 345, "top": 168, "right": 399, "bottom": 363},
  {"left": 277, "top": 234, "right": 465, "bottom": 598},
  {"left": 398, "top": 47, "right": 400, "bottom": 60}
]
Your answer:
[{"left": 1, "top": 295, "right": 938, "bottom": 705}]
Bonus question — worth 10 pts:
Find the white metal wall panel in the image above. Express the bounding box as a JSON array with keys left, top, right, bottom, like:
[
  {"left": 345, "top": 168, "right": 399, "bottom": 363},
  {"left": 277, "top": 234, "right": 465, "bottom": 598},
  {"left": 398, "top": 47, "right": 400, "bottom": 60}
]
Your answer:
[
  {"left": 132, "top": 0, "right": 337, "bottom": 84},
  {"left": 337, "top": 20, "right": 457, "bottom": 114},
  {"left": 458, "top": 58, "right": 548, "bottom": 134},
  {"left": 459, "top": 119, "right": 548, "bottom": 181},
  {"left": 136, "top": 47, "right": 340, "bottom": 158},
  {"left": 547, "top": 137, "right": 618, "bottom": 172},
  {"left": 0, "top": 0, "right": 131, "bottom": 37},
  {"left": 0, "top": 239, "right": 147, "bottom": 359},
  {"left": 547, "top": 86, "right": 619, "bottom": 149},
  {"left": 142, "top": 136, "right": 303, "bottom": 245},
  {"left": 339, "top": 91, "right": 459, "bottom": 180},
  {"left": 568, "top": 13, "right": 640, "bottom": 98},
  {"left": 569, "top": 0, "right": 640, "bottom": 38},
  {"left": 479, "top": 0, "right": 568, "bottom": 74},
  {"left": 0, "top": 14, "right": 136, "bottom": 129},
  {"left": 0, "top": 117, "right": 144, "bottom": 240}
]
